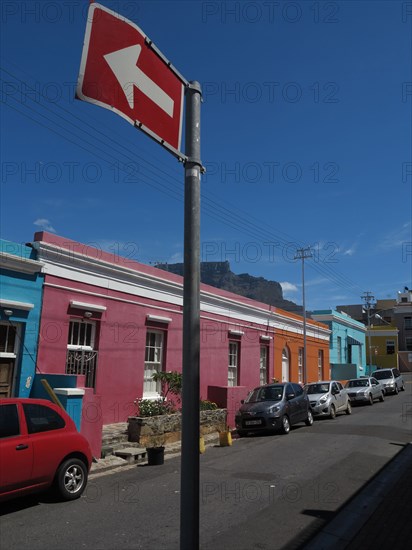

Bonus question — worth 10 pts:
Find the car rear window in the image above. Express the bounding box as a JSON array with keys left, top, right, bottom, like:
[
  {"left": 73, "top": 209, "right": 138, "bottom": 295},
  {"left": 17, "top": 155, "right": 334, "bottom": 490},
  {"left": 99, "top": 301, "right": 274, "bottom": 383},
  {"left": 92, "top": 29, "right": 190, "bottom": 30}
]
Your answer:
[
  {"left": 23, "top": 403, "right": 65, "bottom": 434},
  {"left": 0, "top": 404, "right": 20, "bottom": 438}
]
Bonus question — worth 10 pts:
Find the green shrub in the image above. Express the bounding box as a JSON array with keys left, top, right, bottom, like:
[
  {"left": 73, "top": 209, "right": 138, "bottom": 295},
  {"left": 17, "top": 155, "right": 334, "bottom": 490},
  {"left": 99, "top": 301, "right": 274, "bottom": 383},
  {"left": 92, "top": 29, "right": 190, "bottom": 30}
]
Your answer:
[
  {"left": 200, "top": 399, "right": 218, "bottom": 411},
  {"left": 135, "top": 398, "right": 177, "bottom": 417}
]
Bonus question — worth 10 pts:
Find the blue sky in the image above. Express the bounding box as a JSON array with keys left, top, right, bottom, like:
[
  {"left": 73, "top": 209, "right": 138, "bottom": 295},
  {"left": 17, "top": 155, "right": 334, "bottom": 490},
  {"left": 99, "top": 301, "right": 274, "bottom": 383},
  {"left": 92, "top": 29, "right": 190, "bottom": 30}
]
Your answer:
[{"left": 1, "top": 0, "right": 411, "bottom": 310}]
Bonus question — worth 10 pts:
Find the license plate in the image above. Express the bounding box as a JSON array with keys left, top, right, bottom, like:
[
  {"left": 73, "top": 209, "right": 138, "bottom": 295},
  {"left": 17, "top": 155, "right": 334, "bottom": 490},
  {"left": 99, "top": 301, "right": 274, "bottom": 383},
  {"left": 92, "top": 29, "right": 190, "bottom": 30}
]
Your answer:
[{"left": 245, "top": 419, "right": 262, "bottom": 426}]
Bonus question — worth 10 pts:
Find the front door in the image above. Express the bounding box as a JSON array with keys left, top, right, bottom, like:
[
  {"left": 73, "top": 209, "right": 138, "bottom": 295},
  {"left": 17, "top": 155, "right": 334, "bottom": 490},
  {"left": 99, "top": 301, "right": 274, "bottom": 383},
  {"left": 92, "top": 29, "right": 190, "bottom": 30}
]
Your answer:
[
  {"left": 0, "top": 360, "right": 15, "bottom": 398},
  {"left": 282, "top": 348, "right": 290, "bottom": 382}
]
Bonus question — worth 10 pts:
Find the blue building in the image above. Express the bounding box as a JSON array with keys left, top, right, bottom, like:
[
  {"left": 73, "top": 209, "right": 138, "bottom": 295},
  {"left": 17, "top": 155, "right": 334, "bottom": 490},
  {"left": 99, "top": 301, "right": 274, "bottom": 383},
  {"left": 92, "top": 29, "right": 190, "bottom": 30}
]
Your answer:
[
  {"left": 0, "top": 239, "right": 44, "bottom": 397},
  {"left": 311, "top": 310, "right": 367, "bottom": 380}
]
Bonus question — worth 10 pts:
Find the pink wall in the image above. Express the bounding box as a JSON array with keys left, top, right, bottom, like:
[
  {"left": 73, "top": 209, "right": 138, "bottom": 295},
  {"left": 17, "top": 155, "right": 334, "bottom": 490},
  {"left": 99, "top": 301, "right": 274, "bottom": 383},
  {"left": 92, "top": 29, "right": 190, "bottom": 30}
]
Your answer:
[{"left": 34, "top": 232, "right": 328, "bottom": 450}]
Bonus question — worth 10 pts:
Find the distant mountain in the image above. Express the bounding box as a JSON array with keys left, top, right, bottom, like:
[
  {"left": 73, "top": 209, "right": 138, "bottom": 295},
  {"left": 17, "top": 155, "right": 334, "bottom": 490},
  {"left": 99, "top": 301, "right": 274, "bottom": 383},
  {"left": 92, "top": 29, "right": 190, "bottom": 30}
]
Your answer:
[{"left": 156, "top": 261, "right": 302, "bottom": 313}]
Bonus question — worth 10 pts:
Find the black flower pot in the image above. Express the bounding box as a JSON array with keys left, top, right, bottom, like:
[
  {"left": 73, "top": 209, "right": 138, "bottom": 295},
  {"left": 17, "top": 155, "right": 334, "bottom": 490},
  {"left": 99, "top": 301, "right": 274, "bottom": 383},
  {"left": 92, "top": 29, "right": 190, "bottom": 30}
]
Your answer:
[{"left": 147, "top": 446, "right": 165, "bottom": 465}]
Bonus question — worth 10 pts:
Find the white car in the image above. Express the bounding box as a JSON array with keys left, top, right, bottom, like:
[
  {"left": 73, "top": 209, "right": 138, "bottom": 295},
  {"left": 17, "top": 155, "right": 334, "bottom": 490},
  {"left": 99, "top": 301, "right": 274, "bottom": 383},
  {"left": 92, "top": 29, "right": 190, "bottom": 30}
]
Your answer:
[
  {"left": 305, "top": 380, "right": 352, "bottom": 419},
  {"left": 345, "top": 377, "right": 385, "bottom": 405},
  {"left": 371, "top": 368, "right": 405, "bottom": 395}
]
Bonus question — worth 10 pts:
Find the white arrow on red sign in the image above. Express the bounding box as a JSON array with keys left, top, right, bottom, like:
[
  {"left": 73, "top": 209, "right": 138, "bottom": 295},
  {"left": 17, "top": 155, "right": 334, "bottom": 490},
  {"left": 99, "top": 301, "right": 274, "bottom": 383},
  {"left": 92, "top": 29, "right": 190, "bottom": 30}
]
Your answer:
[
  {"left": 104, "top": 45, "right": 174, "bottom": 117},
  {"left": 76, "top": 2, "right": 186, "bottom": 157}
]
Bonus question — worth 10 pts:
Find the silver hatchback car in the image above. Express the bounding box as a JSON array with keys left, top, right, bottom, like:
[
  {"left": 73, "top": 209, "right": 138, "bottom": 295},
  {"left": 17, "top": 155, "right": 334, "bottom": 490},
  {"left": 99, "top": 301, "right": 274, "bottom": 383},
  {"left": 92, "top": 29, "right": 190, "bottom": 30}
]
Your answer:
[{"left": 305, "top": 380, "right": 352, "bottom": 419}]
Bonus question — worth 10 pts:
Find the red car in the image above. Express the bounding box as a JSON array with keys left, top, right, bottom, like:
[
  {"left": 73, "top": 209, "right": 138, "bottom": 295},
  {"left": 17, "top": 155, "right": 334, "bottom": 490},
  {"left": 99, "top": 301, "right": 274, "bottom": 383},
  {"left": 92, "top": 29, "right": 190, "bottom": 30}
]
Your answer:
[{"left": 0, "top": 398, "right": 93, "bottom": 502}]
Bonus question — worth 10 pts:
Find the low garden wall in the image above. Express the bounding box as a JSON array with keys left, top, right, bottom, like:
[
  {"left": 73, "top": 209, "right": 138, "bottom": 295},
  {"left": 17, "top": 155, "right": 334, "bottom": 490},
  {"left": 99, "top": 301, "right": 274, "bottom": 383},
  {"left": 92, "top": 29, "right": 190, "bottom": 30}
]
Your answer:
[{"left": 128, "top": 409, "right": 227, "bottom": 447}]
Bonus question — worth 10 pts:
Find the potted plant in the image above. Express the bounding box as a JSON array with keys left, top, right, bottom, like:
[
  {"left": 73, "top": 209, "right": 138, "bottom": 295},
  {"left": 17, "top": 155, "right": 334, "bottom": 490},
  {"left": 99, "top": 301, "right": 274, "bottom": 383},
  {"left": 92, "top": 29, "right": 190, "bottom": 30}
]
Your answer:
[{"left": 146, "top": 434, "right": 166, "bottom": 465}]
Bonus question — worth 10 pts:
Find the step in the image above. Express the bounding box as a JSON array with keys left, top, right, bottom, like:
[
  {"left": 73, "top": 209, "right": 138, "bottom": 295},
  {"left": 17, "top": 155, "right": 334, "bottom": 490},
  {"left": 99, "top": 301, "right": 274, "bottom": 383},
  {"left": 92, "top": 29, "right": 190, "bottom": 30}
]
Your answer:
[{"left": 114, "top": 447, "right": 147, "bottom": 464}]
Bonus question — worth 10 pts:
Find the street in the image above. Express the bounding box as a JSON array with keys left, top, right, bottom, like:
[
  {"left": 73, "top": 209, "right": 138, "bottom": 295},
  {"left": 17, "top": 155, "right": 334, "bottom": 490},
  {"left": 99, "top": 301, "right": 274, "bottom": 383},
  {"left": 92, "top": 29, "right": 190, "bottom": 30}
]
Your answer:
[{"left": 1, "top": 376, "right": 411, "bottom": 550}]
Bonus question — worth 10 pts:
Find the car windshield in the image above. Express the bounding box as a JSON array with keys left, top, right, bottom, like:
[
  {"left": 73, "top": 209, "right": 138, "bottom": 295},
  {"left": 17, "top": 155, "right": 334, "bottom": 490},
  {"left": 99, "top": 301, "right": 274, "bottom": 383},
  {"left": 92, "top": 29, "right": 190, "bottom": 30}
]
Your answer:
[
  {"left": 246, "top": 385, "right": 284, "bottom": 403},
  {"left": 372, "top": 371, "right": 391, "bottom": 380},
  {"left": 306, "top": 383, "right": 330, "bottom": 394},
  {"left": 347, "top": 379, "right": 369, "bottom": 388}
]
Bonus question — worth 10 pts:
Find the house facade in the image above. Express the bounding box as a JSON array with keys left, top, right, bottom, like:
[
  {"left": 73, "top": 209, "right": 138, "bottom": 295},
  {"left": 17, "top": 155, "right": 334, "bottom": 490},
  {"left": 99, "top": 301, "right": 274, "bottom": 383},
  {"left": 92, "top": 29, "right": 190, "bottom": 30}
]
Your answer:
[
  {"left": 0, "top": 239, "right": 44, "bottom": 398},
  {"left": 337, "top": 289, "right": 412, "bottom": 372},
  {"left": 26, "top": 232, "right": 330, "bottom": 453},
  {"left": 311, "top": 309, "right": 367, "bottom": 379},
  {"left": 366, "top": 326, "right": 399, "bottom": 371}
]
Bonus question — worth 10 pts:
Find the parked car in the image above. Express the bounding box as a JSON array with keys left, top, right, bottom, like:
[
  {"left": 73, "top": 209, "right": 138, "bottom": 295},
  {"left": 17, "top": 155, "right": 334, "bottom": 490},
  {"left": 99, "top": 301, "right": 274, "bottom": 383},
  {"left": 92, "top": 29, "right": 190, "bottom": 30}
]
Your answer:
[
  {"left": 0, "top": 398, "right": 93, "bottom": 502},
  {"left": 305, "top": 380, "right": 352, "bottom": 419},
  {"left": 345, "top": 377, "right": 385, "bottom": 405},
  {"left": 235, "top": 382, "right": 313, "bottom": 436},
  {"left": 371, "top": 368, "right": 405, "bottom": 394}
]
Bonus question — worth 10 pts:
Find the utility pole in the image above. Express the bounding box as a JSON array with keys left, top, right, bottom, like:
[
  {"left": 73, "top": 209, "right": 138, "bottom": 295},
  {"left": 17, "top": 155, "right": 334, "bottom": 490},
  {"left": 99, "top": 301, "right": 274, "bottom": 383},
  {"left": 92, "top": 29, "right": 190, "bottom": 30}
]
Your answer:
[
  {"left": 361, "top": 291, "right": 376, "bottom": 375},
  {"left": 295, "top": 247, "right": 313, "bottom": 384}
]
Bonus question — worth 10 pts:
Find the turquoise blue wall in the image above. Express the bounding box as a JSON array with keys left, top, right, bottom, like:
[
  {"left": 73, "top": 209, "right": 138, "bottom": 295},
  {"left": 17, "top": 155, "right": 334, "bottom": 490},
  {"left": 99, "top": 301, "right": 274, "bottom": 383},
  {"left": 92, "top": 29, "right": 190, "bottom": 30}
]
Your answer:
[
  {"left": 0, "top": 239, "right": 43, "bottom": 396},
  {"left": 312, "top": 310, "right": 367, "bottom": 378}
]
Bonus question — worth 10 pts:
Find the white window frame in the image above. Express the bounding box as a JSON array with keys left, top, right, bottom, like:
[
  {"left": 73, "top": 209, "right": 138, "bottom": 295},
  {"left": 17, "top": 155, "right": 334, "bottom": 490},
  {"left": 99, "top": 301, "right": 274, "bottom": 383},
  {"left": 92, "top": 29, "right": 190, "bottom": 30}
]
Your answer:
[
  {"left": 318, "top": 350, "right": 324, "bottom": 380},
  {"left": 144, "top": 330, "right": 164, "bottom": 397},
  {"left": 0, "top": 322, "right": 20, "bottom": 357},
  {"left": 67, "top": 319, "right": 96, "bottom": 350},
  {"left": 228, "top": 341, "right": 239, "bottom": 387},
  {"left": 298, "top": 347, "right": 303, "bottom": 384},
  {"left": 260, "top": 345, "right": 268, "bottom": 385}
]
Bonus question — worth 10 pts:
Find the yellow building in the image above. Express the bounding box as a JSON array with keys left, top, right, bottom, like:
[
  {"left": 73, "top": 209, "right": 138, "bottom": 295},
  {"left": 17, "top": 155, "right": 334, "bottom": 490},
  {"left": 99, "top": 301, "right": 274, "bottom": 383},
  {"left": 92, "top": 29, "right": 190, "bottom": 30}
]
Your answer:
[{"left": 367, "top": 325, "right": 399, "bottom": 370}]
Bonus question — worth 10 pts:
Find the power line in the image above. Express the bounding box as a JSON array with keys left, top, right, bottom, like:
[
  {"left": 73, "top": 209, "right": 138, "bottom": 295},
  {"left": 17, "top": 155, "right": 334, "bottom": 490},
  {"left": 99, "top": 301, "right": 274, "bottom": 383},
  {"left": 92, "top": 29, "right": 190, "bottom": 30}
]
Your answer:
[{"left": 1, "top": 63, "right": 366, "bottom": 298}]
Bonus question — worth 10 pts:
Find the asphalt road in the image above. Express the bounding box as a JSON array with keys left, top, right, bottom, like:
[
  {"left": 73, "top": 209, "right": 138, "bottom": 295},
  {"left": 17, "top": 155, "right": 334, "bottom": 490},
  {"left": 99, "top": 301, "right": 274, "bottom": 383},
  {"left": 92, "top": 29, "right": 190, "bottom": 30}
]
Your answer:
[{"left": 1, "top": 375, "right": 411, "bottom": 550}]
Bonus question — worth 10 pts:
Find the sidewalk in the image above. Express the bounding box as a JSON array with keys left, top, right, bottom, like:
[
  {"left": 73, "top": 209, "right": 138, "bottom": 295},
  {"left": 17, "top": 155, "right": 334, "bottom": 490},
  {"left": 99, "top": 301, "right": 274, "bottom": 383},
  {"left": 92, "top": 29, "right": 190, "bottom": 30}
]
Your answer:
[
  {"left": 90, "top": 431, "right": 221, "bottom": 476},
  {"left": 303, "top": 442, "right": 412, "bottom": 549}
]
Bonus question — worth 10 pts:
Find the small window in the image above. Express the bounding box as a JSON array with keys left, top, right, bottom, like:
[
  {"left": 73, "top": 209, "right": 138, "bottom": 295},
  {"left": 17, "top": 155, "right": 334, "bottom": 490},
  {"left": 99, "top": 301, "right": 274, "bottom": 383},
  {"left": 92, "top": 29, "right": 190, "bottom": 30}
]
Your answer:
[
  {"left": 405, "top": 317, "right": 412, "bottom": 330},
  {"left": 0, "top": 323, "right": 17, "bottom": 354},
  {"left": 386, "top": 340, "right": 395, "bottom": 355},
  {"left": 0, "top": 404, "right": 20, "bottom": 438},
  {"left": 228, "top": 341, "right": 239, "bottom": 387},
  {"left": 23, "top": 403, "right": 65, "bottom": 434},
  {"left": 260, "top": 345, "right": 268, "bottom": 385}
]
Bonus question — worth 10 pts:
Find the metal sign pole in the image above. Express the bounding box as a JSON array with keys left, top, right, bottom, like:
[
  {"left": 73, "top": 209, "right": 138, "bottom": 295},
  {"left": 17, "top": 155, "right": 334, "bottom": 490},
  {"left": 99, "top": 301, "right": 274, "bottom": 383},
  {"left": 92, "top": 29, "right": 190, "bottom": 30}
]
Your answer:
[{"left": 180, "top": 81, "right": 202, "bottom": 550}]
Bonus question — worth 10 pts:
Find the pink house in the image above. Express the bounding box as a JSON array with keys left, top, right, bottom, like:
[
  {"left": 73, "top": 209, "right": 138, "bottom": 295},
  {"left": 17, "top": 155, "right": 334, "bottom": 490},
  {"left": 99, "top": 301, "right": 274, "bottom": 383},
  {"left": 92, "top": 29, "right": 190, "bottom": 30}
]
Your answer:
[{"left": 31, "top": 232, "right": 330, "bottom": 455}]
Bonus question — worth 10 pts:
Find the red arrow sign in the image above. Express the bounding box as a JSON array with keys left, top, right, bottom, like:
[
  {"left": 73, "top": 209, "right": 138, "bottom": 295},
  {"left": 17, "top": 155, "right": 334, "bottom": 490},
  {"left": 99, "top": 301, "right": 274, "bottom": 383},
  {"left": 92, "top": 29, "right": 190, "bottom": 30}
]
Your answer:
[{"left": 77, "top": 3, "right": 185, "bottom": 155}]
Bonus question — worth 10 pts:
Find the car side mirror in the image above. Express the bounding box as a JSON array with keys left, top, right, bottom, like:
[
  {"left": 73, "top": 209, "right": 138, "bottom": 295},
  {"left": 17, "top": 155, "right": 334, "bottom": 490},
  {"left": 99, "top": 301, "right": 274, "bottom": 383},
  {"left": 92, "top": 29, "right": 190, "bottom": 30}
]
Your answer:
[{"left": 287, "top": 393, "right": 295, "bottom": 400}]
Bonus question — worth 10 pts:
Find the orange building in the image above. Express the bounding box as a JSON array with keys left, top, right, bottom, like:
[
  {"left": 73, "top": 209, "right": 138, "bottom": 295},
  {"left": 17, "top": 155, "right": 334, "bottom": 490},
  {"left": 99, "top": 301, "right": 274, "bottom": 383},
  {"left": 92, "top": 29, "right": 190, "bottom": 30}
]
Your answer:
[{"left": 272, "top": 309, "right": 331, "bottom": 384}]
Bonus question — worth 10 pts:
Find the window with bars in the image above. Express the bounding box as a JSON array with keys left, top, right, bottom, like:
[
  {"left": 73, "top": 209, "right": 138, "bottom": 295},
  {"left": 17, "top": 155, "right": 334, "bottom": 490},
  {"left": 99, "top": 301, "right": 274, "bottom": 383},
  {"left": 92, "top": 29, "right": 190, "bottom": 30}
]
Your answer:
[
  {"left": 228, "top": 341, "right": 239, "bottom": 387},
  {"left": 144, "top": 331, "right": 164, "bottom": 396},
  {"left": 0, "top": 323, "right": 17, "bottom": 354},
  {"left": 318, "top": 350, "right": 324, "bottom": 380},
  {"left": 66, "top": 320, "right": 97, "bottom": 388},
  {"left": 260, "top": 345, "right": 268, "bottom": 385}
]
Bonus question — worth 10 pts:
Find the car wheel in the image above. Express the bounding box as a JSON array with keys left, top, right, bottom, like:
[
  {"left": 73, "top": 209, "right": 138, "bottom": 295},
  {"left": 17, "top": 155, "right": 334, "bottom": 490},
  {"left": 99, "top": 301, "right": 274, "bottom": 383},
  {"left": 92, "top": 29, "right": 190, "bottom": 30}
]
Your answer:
[
  {"left": 237, "top": 430, "right": 247, "bottom": 438},
  {"left": 346, "top": 401, "right": 352, "bottom": 415},
  {"left": 329, "top": 404, "right": 336, "bottom": 419},
  {"left": 55, "top": 458, "right": 88, "bottom": 500},
  {"left": 394, "top": 385, "right": 399, "bottom": 395},
  {"left": 368, "top": 393, "right": 374, "bottom": 405},
  {"left": 305, "top": 410, "right": 314, "bottom": 426},
  {"left": 379, "top": 391, "right": 385, "bottom": 402},
  {"left": 401, "top": 383, "right": 405, "bottom": 392},
  {"left": 281, "top": 415, "right": 290, "bottom": 434}
]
